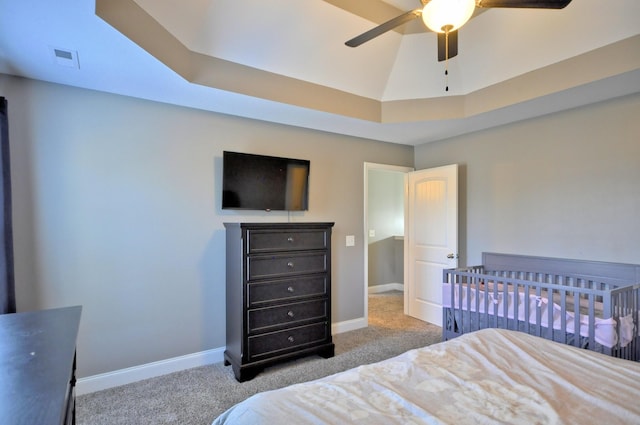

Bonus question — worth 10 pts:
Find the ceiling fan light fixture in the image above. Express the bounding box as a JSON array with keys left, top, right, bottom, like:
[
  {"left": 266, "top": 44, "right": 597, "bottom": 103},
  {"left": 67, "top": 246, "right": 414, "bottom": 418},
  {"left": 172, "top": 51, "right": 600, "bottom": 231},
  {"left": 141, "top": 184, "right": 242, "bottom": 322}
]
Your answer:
[{"left": 422, "top": 0, "right": 476, "bottom": 33}]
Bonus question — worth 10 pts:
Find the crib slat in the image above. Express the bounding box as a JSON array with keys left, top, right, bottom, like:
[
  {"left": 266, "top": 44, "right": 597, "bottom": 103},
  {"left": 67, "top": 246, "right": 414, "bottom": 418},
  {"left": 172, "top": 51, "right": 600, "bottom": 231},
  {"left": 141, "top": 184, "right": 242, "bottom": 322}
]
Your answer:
[
  {"left": 572, "top": 289, "right": 581, "bottom": 348},
  {"left": 588, "top": 292, "right": 596, "bottom": 352},
  {"left": 559, "top": 286, "right": 567, "bottom": 345}
]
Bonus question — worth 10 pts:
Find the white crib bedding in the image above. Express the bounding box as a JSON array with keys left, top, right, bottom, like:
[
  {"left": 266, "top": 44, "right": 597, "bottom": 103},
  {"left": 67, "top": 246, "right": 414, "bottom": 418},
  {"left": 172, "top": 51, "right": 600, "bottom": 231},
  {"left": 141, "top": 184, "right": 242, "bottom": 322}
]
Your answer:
[
  {"left": 212, "top": 328, "right": 640, "bottom": 425},
  {"left": 442, "top": 282, "right": 636, "bottom": 348}
]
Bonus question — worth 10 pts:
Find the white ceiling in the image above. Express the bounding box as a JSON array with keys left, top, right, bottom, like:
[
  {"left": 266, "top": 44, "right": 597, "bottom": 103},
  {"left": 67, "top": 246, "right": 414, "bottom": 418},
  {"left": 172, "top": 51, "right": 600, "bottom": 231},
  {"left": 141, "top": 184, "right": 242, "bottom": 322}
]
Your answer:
[{"left": 0, "top": 0, "right": 639, "bottom": 145}]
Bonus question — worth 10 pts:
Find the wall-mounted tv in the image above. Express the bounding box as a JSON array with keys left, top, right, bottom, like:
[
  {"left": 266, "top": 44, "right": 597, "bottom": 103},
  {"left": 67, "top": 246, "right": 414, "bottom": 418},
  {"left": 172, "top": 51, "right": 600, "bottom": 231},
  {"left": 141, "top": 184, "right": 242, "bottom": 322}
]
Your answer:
[{"left": 222, "top": 151, "right": 310, "bottom": 211}]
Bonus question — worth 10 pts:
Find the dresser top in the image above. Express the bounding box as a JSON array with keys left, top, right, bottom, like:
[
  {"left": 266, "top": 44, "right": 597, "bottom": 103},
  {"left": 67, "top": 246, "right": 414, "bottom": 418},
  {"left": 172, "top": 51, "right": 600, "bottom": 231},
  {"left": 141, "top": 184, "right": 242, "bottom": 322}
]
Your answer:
[
  {"left": 224, "top": 222, "right": 334, "bottom": 228},
  {"left": 0, "top": 306, "right": 82, "bottom": 424}
]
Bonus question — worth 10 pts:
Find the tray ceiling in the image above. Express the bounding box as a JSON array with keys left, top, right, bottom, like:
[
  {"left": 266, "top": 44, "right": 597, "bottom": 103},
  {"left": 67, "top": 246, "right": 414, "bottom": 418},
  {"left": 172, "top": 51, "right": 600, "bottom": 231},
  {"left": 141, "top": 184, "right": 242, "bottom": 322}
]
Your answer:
[{"left": 1, "top": 0, "right": 639, "bottom": 144}]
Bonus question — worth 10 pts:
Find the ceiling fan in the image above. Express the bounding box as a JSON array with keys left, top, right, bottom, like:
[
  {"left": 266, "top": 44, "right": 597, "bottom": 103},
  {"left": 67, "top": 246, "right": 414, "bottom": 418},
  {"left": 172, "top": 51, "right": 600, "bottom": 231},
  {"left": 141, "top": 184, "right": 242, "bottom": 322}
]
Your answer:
[{"left": 345, "top": 0, "right": 573, "bottom": 62}]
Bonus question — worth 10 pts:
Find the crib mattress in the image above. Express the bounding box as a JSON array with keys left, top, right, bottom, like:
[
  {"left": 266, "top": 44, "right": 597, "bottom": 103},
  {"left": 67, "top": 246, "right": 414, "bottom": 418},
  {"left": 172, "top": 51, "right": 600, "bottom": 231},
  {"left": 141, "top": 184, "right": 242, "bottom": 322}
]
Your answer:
[{"left": 212, "top": 328, "right": 640, "bottom": 425}]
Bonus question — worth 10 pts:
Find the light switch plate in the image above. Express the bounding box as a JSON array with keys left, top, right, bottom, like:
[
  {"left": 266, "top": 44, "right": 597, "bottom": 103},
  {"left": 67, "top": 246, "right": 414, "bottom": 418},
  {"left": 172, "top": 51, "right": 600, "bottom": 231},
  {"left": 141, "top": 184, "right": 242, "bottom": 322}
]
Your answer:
[{"left": 346, "top": 235, "right": 355, "bottom": 246}]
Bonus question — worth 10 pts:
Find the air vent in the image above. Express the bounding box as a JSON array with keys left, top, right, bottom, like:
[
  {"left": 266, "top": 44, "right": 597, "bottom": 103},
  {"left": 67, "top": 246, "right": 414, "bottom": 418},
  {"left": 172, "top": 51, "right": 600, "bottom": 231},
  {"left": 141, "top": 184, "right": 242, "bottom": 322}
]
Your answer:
[
  {"left": 50, "top": 47, "right": 80, "bottom": 69},
  {"left": 54, "top": 49, "right": 72, "bottom": 60}
]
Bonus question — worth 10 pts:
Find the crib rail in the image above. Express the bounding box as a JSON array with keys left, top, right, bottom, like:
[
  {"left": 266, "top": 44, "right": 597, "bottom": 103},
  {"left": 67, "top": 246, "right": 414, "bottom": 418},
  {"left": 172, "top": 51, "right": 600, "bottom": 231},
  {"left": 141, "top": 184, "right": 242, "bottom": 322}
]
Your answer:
[{"left": 443, "top": 265, "right": 640, "bottom": 361}]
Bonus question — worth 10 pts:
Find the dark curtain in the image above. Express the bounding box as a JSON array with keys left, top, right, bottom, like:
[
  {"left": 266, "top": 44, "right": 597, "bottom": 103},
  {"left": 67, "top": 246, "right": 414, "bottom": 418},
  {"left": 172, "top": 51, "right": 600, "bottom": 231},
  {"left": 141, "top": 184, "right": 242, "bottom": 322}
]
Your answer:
[{"left": 0, "top": 97, "right": 15, "bottom": 314}]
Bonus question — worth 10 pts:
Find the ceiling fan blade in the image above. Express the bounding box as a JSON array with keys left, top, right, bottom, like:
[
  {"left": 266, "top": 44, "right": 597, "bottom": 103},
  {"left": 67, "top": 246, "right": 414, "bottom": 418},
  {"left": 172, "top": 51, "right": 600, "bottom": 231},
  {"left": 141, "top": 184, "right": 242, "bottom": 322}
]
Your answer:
[
  {"left": 437, "top": 31, "right": 458, "bottom": 62},
  {"left": 476, "top": 0, "right": 572, "bottom": 8},
  {"left": 345, "top": 8, "right": 422, "bottom": 47}
]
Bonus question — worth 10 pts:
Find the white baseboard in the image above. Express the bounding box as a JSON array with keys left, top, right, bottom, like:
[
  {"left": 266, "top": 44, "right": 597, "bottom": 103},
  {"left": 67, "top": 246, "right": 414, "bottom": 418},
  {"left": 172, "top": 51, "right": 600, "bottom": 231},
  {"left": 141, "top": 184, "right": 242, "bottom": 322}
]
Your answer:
[
  {"left": 368, "top": 283, "right": 404, "bottom": 294},
  {"left": 332, "top": 317, "right": 367, "bottom": 334},
  {"left": 76, "top": 346, "right": 225, "bottom": 395},
  {"left": 77, "top": 317, "right": 368, "bottom": 395}
]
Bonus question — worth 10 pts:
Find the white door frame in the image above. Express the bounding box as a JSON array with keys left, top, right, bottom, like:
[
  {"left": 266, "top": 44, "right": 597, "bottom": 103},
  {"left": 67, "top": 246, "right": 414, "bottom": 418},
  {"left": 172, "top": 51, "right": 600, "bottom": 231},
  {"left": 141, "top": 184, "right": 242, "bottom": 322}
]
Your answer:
[{"left": 363, "top": 162, "right": 414, "bottom": 325}]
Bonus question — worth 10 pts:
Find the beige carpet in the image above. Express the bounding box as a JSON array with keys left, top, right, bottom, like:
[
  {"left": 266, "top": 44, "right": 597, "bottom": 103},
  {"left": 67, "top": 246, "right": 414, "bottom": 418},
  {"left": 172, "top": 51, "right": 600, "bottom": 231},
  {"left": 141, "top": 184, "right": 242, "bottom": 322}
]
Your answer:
[
  {"left": 368, "top": 290, "right": 429, "bottom": 331},
  {"left": 77, "top": 291, "right": 441, "bottom": 425}
]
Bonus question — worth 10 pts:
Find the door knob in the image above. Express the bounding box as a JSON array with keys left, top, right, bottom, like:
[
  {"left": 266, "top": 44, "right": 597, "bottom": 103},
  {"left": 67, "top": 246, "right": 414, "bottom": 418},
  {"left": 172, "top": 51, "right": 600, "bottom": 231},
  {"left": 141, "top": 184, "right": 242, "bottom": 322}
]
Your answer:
[{"left": 447, "top": 253, "right": 458, "bottom": 259}]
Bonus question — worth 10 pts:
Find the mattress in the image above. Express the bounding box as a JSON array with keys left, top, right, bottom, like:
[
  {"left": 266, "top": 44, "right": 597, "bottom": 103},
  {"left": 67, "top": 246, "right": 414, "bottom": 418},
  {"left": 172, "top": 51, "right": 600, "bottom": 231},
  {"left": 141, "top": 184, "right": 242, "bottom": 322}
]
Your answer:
[{"left": 212, "top": 328, "right": 640, "bottom": 424}]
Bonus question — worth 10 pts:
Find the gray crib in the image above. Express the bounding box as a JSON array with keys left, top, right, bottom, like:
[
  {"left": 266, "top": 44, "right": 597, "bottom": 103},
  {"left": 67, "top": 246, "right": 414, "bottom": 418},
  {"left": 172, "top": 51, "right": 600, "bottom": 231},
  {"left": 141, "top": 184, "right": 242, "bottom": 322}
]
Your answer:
[{"left": 443, "top": 253, "right": 640, "bottom": 361}]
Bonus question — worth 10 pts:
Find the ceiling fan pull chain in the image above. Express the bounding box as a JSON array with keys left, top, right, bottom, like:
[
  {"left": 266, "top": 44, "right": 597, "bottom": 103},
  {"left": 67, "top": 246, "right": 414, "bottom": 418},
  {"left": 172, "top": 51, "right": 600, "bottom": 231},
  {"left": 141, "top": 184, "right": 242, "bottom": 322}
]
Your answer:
[
  {"left": 445, "top": 67, "right": 449, "bottom": 92},
  {"left": 444, "top": 25, "right": 451, "bottom": 92}
]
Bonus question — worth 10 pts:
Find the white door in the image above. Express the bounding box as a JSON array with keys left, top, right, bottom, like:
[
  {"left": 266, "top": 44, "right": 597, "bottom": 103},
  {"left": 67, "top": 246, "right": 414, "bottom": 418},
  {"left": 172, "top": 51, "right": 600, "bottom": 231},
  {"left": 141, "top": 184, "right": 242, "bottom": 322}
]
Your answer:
[{"left": 405, "top": 164, "right": 458, "bottom": 326}]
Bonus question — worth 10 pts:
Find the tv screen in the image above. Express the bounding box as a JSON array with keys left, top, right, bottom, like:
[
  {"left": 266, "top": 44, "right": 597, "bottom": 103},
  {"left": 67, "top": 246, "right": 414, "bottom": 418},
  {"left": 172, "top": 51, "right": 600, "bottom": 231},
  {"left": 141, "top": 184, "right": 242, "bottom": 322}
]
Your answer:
[{"left": 222, "top": 151, "right": 310, "bottom": 211}]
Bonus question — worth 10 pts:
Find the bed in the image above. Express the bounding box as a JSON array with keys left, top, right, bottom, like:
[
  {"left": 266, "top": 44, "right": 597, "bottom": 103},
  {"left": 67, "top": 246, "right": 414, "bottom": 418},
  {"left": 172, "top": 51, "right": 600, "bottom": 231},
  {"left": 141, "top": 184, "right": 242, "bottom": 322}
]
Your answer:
[
  {"left": 443, "top": 253, "right": 640, "bottom": 360},
  {"left": 212, "top": 328, "right": 640, "bottom": 424}
]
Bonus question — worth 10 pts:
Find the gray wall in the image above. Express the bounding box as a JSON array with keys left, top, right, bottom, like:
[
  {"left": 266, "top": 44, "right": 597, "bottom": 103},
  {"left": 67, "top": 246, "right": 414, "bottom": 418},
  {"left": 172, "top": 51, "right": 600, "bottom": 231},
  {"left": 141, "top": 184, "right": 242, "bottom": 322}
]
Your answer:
[
  {"left": 415, "top": 92, "right": 640, "bottom": 266},
  {"left": 4, "top": 72, "right": 638, "bottom": 379},
  {"left": 0, "top": 74, "right": 414, "bottom": 377},
  {"left": 367, "top": 169, "right": 404, "bottom": 287}
]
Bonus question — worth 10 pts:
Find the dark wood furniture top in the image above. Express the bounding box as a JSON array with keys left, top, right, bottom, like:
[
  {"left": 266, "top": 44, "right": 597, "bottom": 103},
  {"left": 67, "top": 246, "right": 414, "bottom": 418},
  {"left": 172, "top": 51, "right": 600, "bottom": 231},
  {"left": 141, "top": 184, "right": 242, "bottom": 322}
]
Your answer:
[{"left": 0, "top": 306, "right": 82, "bottom": 424}]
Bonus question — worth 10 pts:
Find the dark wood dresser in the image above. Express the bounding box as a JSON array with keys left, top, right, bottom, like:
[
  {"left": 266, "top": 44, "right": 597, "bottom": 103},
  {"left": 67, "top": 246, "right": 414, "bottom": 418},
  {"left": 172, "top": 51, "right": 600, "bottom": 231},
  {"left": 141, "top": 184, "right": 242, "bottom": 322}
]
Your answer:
[
  {"left": 224, "top": 222, "right": 334, "bottom": 381},
  {"left": 0, "top": 306, "right": 82, "bottom": 425}
]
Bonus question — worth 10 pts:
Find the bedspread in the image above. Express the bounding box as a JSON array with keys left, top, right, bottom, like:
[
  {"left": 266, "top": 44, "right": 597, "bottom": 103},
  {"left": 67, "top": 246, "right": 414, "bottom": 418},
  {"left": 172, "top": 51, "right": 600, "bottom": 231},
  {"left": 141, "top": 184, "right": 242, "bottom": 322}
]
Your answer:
[{"left": 212, "top": 328, "right": 640, "bottom": 425}]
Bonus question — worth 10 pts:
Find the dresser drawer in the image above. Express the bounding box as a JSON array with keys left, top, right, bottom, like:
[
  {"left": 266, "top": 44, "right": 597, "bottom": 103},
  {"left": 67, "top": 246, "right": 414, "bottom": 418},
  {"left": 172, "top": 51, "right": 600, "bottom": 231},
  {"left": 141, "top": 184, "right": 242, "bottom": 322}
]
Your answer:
[
  {"left": 247, "top": 229, "right": 328, "bottom": 253},
  {"left": 248, "top": 299, "right": 327, "bottom": 333},
  {"left": 247, "top": 252, "right": 327, "bottom": 281},
  {"left": 248, "top": 323, "right": 329, "bottom": 361},
  {"left": 248, "top": 276, "right": 327, "bottom": 306}
]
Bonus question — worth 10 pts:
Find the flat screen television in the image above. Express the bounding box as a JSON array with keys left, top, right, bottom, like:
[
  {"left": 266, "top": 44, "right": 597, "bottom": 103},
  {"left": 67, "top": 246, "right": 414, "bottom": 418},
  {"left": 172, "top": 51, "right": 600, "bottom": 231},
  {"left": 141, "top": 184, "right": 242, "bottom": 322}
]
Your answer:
[{"left": 222, "top": 151, "right": 310, "bottom": 211}]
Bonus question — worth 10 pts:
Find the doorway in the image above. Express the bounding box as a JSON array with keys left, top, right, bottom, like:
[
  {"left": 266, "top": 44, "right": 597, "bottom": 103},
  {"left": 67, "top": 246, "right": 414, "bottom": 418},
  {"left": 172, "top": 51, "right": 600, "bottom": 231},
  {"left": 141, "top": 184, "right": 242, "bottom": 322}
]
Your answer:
[
  {"left": 364, "top": 163, "right": 459, "bottom": 327},
  {"left": 363, "top": 162, "right": 413, "bottom": 325}
]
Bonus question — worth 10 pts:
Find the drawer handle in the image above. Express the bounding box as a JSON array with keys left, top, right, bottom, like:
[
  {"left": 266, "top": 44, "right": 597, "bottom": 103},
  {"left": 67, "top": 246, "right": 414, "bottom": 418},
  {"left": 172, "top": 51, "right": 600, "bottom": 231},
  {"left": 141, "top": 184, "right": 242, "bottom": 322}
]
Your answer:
[
  {"left": 287, "top": 262, "right": 294, "bottom": 268},
  {"left": 287, "top": 336, "right": 295, "bottom": 343},
  {"left": 287, "top": 310, "right": 295, "bottom": 318},
  {"left": 287, "top": 286, "right": 295, "bottom": 293},
  {"left": 287, "top": 236, "right": 294, "bottom": 243}
]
